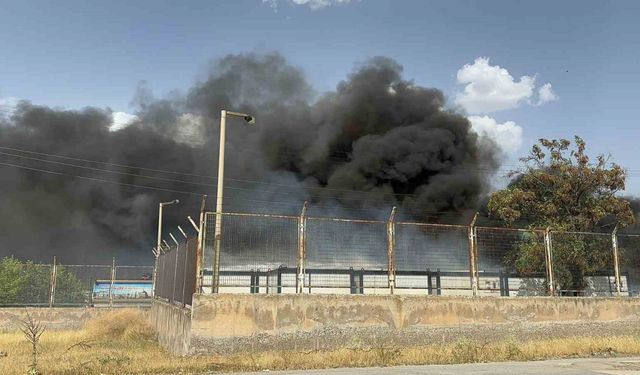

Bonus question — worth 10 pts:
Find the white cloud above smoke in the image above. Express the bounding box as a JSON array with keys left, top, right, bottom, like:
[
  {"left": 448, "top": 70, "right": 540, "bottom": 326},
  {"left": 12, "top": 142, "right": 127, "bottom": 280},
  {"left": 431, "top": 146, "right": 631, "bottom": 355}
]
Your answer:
[
  {"left": 455, "top": 57, "right": 557, "bottom": 114},
  {"left": 0, "top": 96, "right": 19, "bottom": 117},
  {"left": 468, "top": 115, "right": 522, "bottom": 156}
]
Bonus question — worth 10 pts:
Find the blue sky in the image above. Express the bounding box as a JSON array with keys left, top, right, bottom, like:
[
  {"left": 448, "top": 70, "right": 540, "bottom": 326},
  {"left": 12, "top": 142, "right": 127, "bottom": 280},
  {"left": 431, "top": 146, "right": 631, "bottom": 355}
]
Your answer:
[{"left": 1, "top": 0, "right": 640, "bottom": 192}]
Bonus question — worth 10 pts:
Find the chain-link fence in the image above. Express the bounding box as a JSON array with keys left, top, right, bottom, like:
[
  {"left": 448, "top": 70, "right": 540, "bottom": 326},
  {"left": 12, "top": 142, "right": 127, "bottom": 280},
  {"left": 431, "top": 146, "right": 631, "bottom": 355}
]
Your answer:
[
  {"left": 190, "top": 211, "right": 640, "bottom": 297},
  {"left": 0, "top": 258, "right": 153, "bottom": 307},
  {"left": 395, "top": 222, "right": 471, "bottom": 295},
  {"left": 613, "top": 233, "right": 640, "bottom": 296},
  {"left": 475, "top": 227, "right": 547, "bottom": 296}
]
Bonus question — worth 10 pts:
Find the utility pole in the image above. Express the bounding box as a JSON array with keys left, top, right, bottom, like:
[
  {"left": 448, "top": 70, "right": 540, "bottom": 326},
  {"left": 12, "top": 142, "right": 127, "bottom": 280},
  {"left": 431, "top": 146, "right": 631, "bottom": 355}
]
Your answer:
[
  {"left": 194, "top": 195, "right": 206, "bottom": 293},
  {"left": 213, "top": 109, "right": 255, "bottom": 293}
]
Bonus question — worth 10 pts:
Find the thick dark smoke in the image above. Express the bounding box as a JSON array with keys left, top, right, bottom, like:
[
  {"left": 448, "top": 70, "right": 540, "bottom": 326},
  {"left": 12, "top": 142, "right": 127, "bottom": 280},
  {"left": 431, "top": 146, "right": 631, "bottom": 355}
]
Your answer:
[{"left": 0, "top": 52, "right": 500, "bottom": 263}]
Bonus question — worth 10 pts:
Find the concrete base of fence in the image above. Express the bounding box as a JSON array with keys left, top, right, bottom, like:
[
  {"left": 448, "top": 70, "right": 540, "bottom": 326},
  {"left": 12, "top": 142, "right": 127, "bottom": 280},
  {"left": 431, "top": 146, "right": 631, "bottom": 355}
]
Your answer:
[
  {"left": 150, "top": 299, "right": 192, "bottom": 355},
  {"left": 151, "top": 294, "right": 640, "bottom": 355}
]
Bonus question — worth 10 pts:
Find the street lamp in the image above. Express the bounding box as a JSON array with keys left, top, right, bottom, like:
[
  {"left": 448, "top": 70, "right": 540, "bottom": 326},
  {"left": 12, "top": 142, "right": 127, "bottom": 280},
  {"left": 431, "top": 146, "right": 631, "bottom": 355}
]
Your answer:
[
  {"left": 153, "top": 199, "right": 179, "bottom": 296},
  {"left": 213, "top": 110, "right": 256, "bottom": 293}
]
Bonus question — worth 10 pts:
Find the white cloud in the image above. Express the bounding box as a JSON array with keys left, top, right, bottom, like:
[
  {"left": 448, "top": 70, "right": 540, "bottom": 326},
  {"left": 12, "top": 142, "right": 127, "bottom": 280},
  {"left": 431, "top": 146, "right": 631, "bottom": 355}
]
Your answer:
[
  {"left": 455, "top": 57, "right": 535, "bottom": 113},
  {"left": 0, "top": 96, "right": 19, "bottom": 116},
  {"left": 468, "top": 115, "right": 522, "bottom": 155},
  {"left": 264, "top": 0, "right": 355, "bottom": 10},
  {"left": 110, "top": 111, "right": 139, "bottom": 131},
  {"left": 537, "top": 83, "right": 558, "bottom": 105},
  {"left": 455, "top": 57, "right": 558, "bottom": 114}
]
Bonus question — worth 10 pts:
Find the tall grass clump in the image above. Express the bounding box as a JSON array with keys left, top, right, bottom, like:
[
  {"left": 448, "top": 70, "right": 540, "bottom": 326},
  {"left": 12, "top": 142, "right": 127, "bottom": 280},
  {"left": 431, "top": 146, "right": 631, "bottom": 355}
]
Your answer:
[{"left": 83, "top": 309, "right": 155, "bottom": 343}]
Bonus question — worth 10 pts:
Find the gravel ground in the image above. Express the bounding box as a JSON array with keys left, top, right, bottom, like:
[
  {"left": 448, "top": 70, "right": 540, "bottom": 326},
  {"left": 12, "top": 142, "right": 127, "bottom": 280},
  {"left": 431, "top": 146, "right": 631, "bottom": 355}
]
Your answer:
[{"left": 191, "top": 318, "right": 640, "bottom": 355}]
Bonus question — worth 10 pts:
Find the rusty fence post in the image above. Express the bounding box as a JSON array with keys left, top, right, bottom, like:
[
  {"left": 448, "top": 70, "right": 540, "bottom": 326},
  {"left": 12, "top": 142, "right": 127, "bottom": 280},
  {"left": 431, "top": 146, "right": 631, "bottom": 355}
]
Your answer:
[
  {"left": 544, "top": 228, "right": 555, "bottom": 296},
  {"left": 151, "top": 247, "right": 160, "bottom": 298},
  {"left": 296, "top": 201, "right": 308, "bottom": 294},
  {"left": 49, "top": 256, "right": 57, "bottom": 308},
  {"left": 109, "top": 257, "right": 116, "bottom": 307},
  {"left": 193, "top": 195, "right": 207, "bottom": 294},
  {"left": 468, "top": 213, "right": 479, "bottom": 296},
  {"left": 612, "top": 225, "right": 622, "bottom": 296},
  {"left": 387, "top": 207, "right": 397, "bottom": 295},
  {"left": 182, "top": 238, "right": 190, "bottom": 306},
  {"left": 178, "top": 226, "right": 189, "bottom": 306}
]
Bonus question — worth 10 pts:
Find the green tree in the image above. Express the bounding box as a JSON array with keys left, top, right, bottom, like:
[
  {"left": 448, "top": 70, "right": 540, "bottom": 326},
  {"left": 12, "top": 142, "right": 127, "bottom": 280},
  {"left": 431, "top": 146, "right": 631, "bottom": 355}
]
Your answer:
[
  {"left": 0, "top": 257, "right": 26, "bottom": 304},
  {"left": 54, "top": 266, "right": 89, "bottom": 305},
  {"left": 488, "top": 137, "right": 634, "bottom": 291},
  {"left": 0, "top": 257, "right": 88, "bottom": 306}
]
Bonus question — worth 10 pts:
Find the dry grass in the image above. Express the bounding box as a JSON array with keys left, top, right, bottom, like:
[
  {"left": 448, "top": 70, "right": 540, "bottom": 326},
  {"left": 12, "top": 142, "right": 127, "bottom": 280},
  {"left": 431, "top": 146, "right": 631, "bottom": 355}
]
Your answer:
[{"left": 0, "top": 309, "right": 640, "bottom": 374}]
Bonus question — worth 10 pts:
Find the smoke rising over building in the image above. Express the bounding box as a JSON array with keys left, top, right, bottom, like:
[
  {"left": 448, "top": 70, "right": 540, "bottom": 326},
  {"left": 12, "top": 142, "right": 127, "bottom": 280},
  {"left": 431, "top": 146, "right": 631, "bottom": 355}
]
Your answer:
[{"left": 0, "top": 52, "right": 501, "bottom": 263}]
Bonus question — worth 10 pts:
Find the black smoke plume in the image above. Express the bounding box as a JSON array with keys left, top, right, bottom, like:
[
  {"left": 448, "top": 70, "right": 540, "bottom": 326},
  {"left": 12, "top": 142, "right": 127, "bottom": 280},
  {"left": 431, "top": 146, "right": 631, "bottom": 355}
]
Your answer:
[{"left": 0, "top": 52, "right": 500, "bottom": 263}]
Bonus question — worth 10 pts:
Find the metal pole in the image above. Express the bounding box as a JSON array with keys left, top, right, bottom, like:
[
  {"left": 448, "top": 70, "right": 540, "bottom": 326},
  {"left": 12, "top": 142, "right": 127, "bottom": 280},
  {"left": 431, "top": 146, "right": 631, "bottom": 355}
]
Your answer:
[
  {"left": 49, "top": 256, "right": 57, "bottom": 308},
  {"left": 181, "top": 238, "right": 190, "bottom": 306},
  {"left": 151, "top": 247, "right": 159, "bottom": 297},
  {"left": 468, "top": 212, "right": 479, "bottom": 296},
  {"left": 296, "top": 201, "right": 308, "bottom": 294},
  {"left": 544, "top": 228, "right": 555, "bottom": 296},
  {"left": 194, "top": 195, "right": 207, "bottom": 293},
  {"left": 612, "top": 225, "right": 622, "bottom": 296},
  {"left": 170, "top": 233, "right": 180, "bottom": 303},
  {"left": 109, "top": 257, "right": 116, "bottom": 307},
  {"left": 157, "top": 204, "right": 163, "bottom": 264},
  {"left": 213, "top": 110, "right": 227, "bottom": 293},
  {"left": 387, "top": 206, "right": 397, "bottom": 295}
]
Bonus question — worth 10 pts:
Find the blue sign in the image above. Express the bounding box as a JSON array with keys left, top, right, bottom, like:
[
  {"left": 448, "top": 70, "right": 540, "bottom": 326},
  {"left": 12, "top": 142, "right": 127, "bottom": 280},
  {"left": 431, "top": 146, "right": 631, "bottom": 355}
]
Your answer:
[{"left": 92, "top": 280, "right": 153, "bottom": 299}]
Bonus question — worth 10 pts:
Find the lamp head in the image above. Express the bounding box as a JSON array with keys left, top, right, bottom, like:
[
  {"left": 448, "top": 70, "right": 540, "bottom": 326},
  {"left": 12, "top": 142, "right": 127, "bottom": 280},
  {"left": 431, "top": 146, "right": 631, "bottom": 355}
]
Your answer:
[{"left": 243, "top": 115, "right": 256, "bottom": 124}]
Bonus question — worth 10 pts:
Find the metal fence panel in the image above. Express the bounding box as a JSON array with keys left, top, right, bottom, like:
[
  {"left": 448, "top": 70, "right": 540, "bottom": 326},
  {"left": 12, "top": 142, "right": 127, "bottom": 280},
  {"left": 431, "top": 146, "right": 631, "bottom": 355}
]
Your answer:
[
  {"left": 306, "top": 218, "right": 387, "bottom": 290},
  {"left": 54, "top": 265, "right": 111, "bottom": 306},
  {"left": 158, "top": 247, "right": 178, "bottom": 302},
  {"left": 476, "top": 228, "right": 547, "bottom": 296},
  {"left": 183, "top": 237, "right": 198, "bottom": 305},
  {"left": 617, "top": 234, "right": 640, "bottom": 296},
  {"left": 395, "top": 223, "right": 471, "bottom": 294},
  {"left": 205, "top": 213, "right": 298, "bottom": 290}
]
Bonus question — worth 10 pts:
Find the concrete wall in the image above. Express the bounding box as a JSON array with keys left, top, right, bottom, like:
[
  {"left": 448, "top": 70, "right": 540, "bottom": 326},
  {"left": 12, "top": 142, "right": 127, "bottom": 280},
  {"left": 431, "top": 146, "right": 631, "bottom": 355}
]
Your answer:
[
  {"left": 0, "top": 307, "right": 113, "bottom": 331},
  {"left": 150, "top": 300, "right": 191, "bottom": 355},
  {"left": 148, "top": 294, "right": 640, "bottom": 355},
  {"left": 190, "top": 294, "right": 640, "bottom": 337}
]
